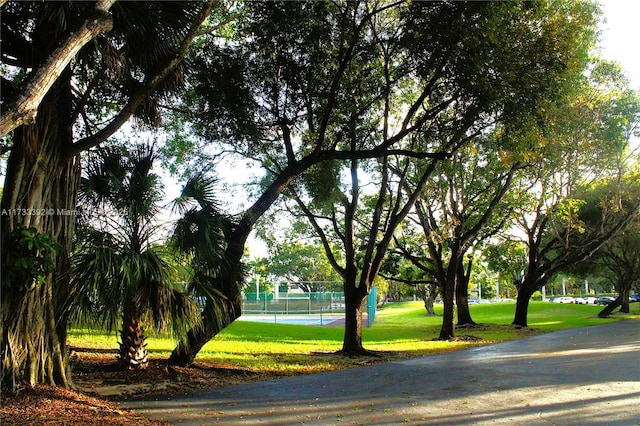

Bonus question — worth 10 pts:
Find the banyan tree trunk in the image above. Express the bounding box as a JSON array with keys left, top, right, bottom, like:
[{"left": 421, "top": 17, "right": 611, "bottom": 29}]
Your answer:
[{"left": 1, "top": 86, "right": 80, "bottom": 392}]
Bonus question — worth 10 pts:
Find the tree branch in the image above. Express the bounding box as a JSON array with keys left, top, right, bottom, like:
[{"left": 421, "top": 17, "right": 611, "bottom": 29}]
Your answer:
[
  {"left": 68, "top": 1, "right": 214, "bottom": 157},
  {"left": 0, "top": 0, "right": 116, "bottom": 138}
]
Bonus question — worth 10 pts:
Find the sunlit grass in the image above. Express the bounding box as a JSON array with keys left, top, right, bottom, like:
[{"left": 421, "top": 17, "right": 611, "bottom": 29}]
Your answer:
[{"left": 68, "top": 300, "right": 639, "bottom": 378}]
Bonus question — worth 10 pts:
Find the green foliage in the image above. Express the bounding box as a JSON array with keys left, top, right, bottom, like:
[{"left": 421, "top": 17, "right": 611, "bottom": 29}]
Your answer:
[
  {"left": 484, "top": 241, "right": 526, "bottom": 287},
  {"left": 168, "top": 172, "right": 240, "bottom": 330},
  {"left": 4, "top": 225, "right": 61, "bottom": 291},
  {"left": 72, "top": 145, "right": 197, "bottom": 336},
  {"left": 569, "top": 175, "right": 640, "bottom": 295},
  {"left": 301, "top": 161, "right": 343, "bottom": 211}
]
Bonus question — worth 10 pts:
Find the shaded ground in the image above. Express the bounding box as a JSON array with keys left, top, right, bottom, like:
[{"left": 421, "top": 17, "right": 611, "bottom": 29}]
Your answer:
[
  {"left": 0, "top": 384, "right": 163, "bottom": 426},
  {"left": 0, "top": 352, "right": 282, "bottom": 425},
  {"left": 0, "top": 334, "right": 488, "bottom": 425},
  {"left": 2, "top": 342, "right": 410, "bottom": 425}
]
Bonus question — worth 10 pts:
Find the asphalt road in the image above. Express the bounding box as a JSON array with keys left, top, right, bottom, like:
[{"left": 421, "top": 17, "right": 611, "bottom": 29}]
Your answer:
[{"left": 124, "top": 319, "right": 640, "bottom": 425}]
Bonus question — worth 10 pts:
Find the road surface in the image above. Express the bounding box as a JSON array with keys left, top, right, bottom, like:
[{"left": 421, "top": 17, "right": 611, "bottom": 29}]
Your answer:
[{"left": 124, "top": 319, "right": 640, "bottom": 425}]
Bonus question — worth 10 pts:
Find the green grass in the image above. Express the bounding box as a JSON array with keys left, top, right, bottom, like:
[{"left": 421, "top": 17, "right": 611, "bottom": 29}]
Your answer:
[{"left": 68, "top": 301, "right": 639, "bottom": 377}]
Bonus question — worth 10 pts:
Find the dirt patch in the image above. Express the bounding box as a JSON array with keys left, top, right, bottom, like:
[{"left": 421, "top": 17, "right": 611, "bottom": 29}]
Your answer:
[
  {"left": 0, "top": 350, "right": 280, "bottom": 425},
  {"left": 0, "top": 384, "right": 165, "bottom": 425},
  {"left": 72, "top": 352, "right": 270, "bottom": 400}
]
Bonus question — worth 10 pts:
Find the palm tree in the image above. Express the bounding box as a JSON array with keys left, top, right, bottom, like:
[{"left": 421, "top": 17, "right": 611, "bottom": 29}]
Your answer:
[
  {"left": 167, "top": 173, "right": 239, "bottom": 366},
  {"left": 72, "top": 144, "right": 196, "bottom": 370}
]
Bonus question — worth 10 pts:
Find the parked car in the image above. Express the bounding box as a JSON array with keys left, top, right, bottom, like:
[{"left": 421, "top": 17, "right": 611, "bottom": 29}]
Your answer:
[
  {"left": 549, "top": 296, "right": 575, "bottom": 304},
  {"left": 629, "top": 295, "right": 640, "bottom": 303},
  {"left": 595, "top": 296, "right": 616, "bottom": 305},
  {"left": 575, "top": 297, "right": 597, "bottom": 305}
]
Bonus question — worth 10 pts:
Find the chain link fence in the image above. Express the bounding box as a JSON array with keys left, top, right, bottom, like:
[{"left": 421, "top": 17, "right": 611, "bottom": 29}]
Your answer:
[
  {"left": 242, "top": 290, "right": 345, "bottom": 315},
  {"left": 241, "top": 281, "right": 377, "bottom": 326}
]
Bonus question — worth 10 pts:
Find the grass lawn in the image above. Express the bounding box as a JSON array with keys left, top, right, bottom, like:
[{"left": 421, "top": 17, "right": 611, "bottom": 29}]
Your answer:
[
  {"left": 68, "top": 301, "right": 639, "bottom": 377},
  {"left": 4, "top": 301, "right": 633, "bottom": 426}
]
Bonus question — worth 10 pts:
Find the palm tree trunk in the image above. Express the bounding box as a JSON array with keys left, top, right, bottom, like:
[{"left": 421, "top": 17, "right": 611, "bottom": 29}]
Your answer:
[{"left": 118, "top": 304, "right": 148, "bottom": 370}]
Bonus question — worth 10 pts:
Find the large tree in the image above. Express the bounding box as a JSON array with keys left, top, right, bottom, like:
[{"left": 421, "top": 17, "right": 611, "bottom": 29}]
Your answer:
[
  {"left": 161, "top": 0, "right": 600, "bottom": 364},
  {"left": 287, "top": 153, "right": 446, "bottom": 354},
  {"left": 508, "top": 62, "right": 640, "bottom": 327},
  {"left": 1, "top": 1, "right": 212, "bottom": 391},
  {"left": 162, "top": 0, "right": 454, "bottom": 364},
  {"left": 569, "top": 177, "right": 640, "bottom": 317},
  {"left": 399, "top": 142, "right": 520, "bottom": 339}
]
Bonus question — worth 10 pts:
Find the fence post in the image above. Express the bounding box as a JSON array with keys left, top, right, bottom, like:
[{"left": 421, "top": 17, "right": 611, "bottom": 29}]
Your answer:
[{"left": 367, "top": 287, "right": 377, "bottom": 327}]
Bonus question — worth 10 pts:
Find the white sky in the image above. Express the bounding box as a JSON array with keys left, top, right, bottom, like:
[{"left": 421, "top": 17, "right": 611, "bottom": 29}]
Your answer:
[{"left": 598, "top": 0, "right": 640, "bottom": 89}]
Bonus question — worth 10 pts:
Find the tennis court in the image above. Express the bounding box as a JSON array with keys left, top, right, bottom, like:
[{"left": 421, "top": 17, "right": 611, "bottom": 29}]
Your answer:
[
  {"left": 238, "top": 313, "right": 343, "bottom": 326},
  {"left": 238, "top": 313, "right": 370, "bottom": 327}
]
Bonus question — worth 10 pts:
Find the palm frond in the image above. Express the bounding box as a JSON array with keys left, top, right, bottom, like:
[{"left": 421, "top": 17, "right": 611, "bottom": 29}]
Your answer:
[
  {"left": 72, "top": 143, "right": 197, "bottom": 336},
  {"left": 172, "top": 172, "right": 222, "bottom": 214}
]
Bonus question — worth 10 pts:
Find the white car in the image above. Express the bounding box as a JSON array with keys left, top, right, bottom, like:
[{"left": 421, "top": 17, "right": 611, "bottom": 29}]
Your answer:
[
  {"left": 576, "top": 297, "right": 597, "bottom": 304},
  {"left": 549, "top": 296, "right": 575, "bottom": 304}
]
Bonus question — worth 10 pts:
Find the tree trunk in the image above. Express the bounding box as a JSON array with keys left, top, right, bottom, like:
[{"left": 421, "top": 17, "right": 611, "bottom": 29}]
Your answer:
[
  {"left": 598, "top": 296, "right": 623, "bottom": 318},
  {"left": 168, "top": 296, "right": 242, "bottom": 367},
  {"left": 619, "top": 287, "right": 630, "bottom": 314},
  {"left": 118, "top": 304, "right": 148, "bottom": 370},
  {"left": 418, "top": 283, "right": 438, "bottom": 316},
  {"left": 512, "top": 285, "right": 535, "bottom": 327},
  {"left": 456, "top": 257, "right": 476, "bottom": 326},
  {"left": 340, "top": 276, "right": 369, "bottom": 355},
  {"left": 439, "top": 277, "right": 456, "bottom": 340},
  {"left": 168, "top": 237, "right": 244, "bottom": 367},
  {"left": 0, "top": 1, "right": 114, "bottom": 137},
  {"left": 1, "top": 87, "right": 79, "bottom": 392},
  {"left": 455, "top": 289, "right": 475, "bottom": 326}
]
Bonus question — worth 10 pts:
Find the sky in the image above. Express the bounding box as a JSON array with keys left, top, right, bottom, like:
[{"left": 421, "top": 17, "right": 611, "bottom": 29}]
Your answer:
[{"left": 598, "top": 0, "right": 640, "bottom": 89}]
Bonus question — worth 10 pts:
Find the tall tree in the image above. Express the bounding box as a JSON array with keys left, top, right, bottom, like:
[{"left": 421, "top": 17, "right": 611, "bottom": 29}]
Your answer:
[
  {"left": 161, "top": 0, "right": 600, "bottom": 363},
  {"left": 71, "top": 145, "right": 196, "bottom": 370},
  {"left": 508, "top": 62, "right": 640, "bottom": 327},
  {"left": 569, "top": 176, "right": 640, "bottom": 317},
  {"left": 287, "top": 153, "right": 445, "bottom": 354},
  {"left": 162, "top": 0, "right": 455, "bottom": 363},
  {"left": 400, "top": 143, "right": 520, "bottom": 339},
  {"left": 1, "top": 1, "right": 212, "bottom": 391}
]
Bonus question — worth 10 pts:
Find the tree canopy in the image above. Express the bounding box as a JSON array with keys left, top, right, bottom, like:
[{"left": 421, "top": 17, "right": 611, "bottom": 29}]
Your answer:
[{"left": 5, "top": 0, "right": 637, "bottom": 391}]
